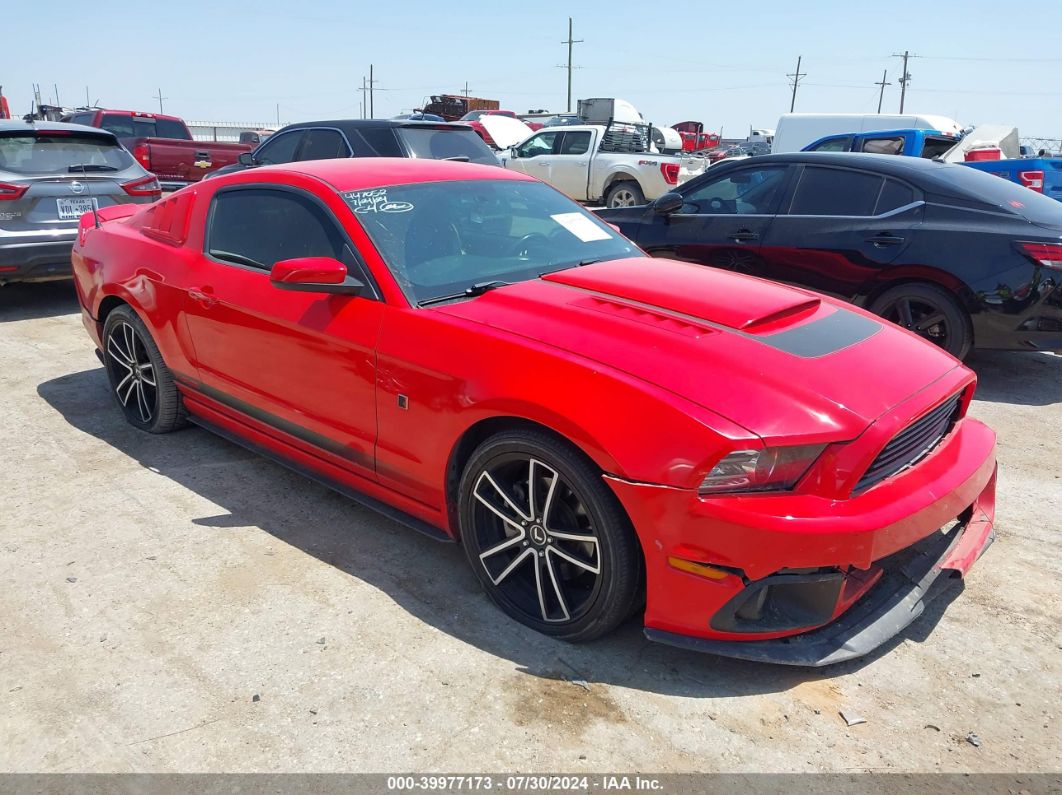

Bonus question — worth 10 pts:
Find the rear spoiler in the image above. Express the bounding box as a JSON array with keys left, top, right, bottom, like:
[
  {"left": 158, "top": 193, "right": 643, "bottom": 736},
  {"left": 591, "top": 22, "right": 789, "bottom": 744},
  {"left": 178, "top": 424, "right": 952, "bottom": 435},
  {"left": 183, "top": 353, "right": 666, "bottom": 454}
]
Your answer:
[{"left": 78, "top": 203, "right": 139, "bottom": 244}]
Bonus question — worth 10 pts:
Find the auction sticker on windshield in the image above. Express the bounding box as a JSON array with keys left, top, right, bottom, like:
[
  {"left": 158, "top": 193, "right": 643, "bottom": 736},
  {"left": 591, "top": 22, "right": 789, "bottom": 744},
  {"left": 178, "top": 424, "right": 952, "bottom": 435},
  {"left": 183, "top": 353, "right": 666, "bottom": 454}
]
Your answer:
[
  {"left": 551, "top": 212, "right": 612, "bottom": 242},
  {"left": 342, "top": 189, "right": 414, "bottom": 214}
]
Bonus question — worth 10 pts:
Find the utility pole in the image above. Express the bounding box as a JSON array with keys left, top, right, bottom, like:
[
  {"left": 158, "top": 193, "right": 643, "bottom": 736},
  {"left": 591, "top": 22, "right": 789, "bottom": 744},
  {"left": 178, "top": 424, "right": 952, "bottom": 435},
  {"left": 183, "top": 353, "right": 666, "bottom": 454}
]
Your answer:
[
  {"left": 462, "top": 81, "right": 472, "bottom": 98},
  {"left": 85, "top": 86, "right": 90, "bottom": 107},
  {"left": 875, "top": 70, "right": 891, "bottom": 114},
  {"left": 276, "top": 103, "right": 280, "bottom": 125},
  {"left": 786, "top": 56, "right": 805, "bottom": 113},
  {"left": 152, "top": 88, "right": 167, "bottom": 114},
  {"left": 561, "top": 17, "right": 583, "bottom": 113},
  {"left": 369, "top": 64, "right": 375, "bottom": 119},
  {"left": 360, "top": 77, "right": 368, "bottom": 119},
  {"left": 892, "top": 50, "right": 915, "bottom": 113}
]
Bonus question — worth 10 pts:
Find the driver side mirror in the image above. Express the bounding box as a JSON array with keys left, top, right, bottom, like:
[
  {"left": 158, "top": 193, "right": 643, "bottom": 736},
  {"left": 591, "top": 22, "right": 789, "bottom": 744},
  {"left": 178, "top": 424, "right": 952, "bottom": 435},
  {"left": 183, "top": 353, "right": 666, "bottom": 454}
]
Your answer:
[
  {"left": 238, "top": 152, "right": 255, "bottom": 166},
  {"left": 508, "top": 146, "right": 519, "bottom": 158},
  {"left": 653, "top": 192, "right": 684, "bottom": 215},
  {"left": 270, "top": 257, "right": 364, "bottom": 296}
]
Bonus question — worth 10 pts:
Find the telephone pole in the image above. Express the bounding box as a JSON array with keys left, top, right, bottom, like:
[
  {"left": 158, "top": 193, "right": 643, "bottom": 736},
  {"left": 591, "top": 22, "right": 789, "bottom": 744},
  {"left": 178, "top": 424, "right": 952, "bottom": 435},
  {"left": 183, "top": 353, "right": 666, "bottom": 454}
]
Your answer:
[
  {"left": 462, "top": 81, "right": 472, "bottom": 98},
  {"left": 369, "top": 64, "right": 375, "bottom": 119},
  {"left": 561, "top": 17, "right": 583, "bottom": 113},
  {"left": 360, "top": 77, "right": 368, "bottom": 119},
  {"left": 787, "top": 56, "right": 806, "bottom": 112},
  {"left": 892, "top": 50, "right": 916, "bottom": 113},
  {"left": 875, "top": 70, "right": 891, "bottom": 113},
  {"left": 152, "top": 88, "right": 167, "bottom": 114}
]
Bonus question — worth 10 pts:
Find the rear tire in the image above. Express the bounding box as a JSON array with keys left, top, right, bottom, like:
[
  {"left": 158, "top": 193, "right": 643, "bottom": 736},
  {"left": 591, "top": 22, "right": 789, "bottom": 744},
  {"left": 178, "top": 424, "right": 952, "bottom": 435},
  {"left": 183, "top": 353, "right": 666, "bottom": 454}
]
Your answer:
[
  {"left": 605, "top": 181, "right": 646, "bottom": 209},
  {"left": 868, "top": 283, "right": 972, "bottom": 359},
  {"left": 102, "top": 305, "right": 188, "bottom": 433},
  {"left": 458, "top": 429, "right": 641, "bottom": 642}
]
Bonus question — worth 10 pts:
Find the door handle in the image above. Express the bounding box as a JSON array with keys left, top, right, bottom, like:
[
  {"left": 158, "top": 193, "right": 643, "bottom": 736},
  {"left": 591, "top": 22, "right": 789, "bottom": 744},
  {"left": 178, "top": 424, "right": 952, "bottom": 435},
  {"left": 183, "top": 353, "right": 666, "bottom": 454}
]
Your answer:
[
  {"left": 866, "top": 234, "right": 905, "bottom": 247},
  {"left": 188, "top": 287, "right": 218, "bottom": 307},
  {"left": 730, "top": 229, "right": 759, "bottom": 243}
]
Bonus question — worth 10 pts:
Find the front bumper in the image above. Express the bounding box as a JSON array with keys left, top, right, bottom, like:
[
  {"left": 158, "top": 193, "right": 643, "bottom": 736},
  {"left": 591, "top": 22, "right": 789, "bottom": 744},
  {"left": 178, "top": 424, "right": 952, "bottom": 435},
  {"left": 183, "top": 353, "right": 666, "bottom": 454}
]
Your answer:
[
  {"left": 607, "top": 416, "right": 997, "bottom": 665},
  {"left": 0, "top": 238, "right": 75, "bottom": 283}
]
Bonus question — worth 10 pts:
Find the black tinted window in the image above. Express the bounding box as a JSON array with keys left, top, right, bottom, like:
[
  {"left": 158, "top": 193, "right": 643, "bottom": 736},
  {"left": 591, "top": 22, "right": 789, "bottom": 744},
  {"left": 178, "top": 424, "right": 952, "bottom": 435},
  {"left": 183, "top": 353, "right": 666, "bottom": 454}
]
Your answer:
[
  {"left": 207, "top": 189, "right": 344, "bottom": 270},
  {"left": 155, "top": 118, "right": 190, "bottom": 140},
  {"left": 876, "top": 179, "right": 916, "bottom": 213},
  {"left": 789, "top": 167, "right": 883, "bottom": 216},
  {"left": 297, "top": 129, "right": 349, "bottom": 161},
  {"left": 357, "top": 128, "right": 402, "bottom": 156},
  {"left": 255, "top": 131, "right": 303, "bottom": 165},
  {"left": 682, "top": 166, "right": 787, "bottom": 214}
]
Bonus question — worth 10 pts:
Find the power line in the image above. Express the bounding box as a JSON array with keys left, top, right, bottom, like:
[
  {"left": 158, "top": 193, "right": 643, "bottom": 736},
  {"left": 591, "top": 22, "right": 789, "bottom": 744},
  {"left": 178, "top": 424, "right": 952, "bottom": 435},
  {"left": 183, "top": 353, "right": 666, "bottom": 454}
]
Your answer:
[
  {"left": 787, "top": 55, "right": 806, "bottom": 112},
  {"left": 875, "top": 70, "right": 891, "bottom": 113}
]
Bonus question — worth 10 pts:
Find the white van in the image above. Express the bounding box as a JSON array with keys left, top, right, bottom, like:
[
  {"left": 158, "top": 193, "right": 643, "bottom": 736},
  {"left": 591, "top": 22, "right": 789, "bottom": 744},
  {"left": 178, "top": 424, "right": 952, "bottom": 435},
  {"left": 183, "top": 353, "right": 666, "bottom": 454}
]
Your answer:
[{"left": 772, "top": 113, "right": 963, "bottom": 154}]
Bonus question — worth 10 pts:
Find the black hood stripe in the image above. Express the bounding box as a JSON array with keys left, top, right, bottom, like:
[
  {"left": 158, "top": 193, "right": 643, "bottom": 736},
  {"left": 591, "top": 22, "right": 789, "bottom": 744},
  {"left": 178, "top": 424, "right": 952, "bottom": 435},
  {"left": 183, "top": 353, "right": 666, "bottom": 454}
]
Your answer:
[{"left": 751, "top": 308, "right": 882, "bottom": 358}]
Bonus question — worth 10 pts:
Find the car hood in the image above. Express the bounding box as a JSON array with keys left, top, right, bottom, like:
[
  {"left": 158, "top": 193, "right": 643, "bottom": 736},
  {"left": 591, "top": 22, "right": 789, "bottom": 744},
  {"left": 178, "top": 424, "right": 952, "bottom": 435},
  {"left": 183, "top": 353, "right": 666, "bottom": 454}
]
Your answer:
[
  {"left": 479, "top": 115, "right": 534, "bottom": 148},
  {"left": 435, "top": 258, "right": 961, "bottom": 442}
]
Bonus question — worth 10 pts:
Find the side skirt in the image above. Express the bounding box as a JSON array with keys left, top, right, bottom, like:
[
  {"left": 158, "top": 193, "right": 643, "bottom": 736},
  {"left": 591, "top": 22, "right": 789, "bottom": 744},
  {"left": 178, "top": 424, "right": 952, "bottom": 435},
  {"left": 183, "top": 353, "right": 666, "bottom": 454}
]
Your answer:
[{"left": 188, "top": 412, "right": 453, "bottom": 544}]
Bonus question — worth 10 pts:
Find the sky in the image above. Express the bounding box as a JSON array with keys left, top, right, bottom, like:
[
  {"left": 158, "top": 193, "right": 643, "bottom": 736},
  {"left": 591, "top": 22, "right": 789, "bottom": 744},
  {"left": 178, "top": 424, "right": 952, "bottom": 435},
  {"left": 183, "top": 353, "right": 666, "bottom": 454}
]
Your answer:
[{"left": 4, "top": 0, "right": 1062, "bottom": 140}]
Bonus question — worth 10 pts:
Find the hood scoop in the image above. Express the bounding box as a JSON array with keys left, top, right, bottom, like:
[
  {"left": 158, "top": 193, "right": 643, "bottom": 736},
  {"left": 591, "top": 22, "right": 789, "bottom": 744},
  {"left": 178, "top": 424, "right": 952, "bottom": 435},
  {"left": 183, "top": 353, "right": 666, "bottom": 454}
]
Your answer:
[{"left": 543, "top": 258, "right": 821, "bottom": 332}]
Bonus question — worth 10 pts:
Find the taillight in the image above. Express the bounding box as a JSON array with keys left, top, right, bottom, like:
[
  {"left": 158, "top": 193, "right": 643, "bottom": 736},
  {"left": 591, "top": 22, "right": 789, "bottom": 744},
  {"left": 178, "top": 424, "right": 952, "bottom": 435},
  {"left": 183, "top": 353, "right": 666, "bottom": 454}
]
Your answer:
[
  {"left": 132, "top": 143, "right": 151, "bottom": 169},
  {"left": 1019, "top": 170, "right": 1045, "bottom": 192},
  {"left": 122, "top": 175, "right": 162, "bottom": 198},
  {"left": 1018, "top": 241, "right": 1062, "bottom": 271},
  {"left": 0, "top": 182, "right": 28, "bottom": 200},
  {"left": 660, "top": 163, "right": 680, "bottom": 185}
]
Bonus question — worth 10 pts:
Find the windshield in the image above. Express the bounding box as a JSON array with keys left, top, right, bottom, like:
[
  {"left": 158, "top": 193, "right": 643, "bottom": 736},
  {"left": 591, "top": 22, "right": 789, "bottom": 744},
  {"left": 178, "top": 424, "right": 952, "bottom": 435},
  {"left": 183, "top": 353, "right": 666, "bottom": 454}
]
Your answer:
[
  {"left": 396, "top": 127, "right": 498, "bottom": 165},
  {"left": 0, "top": 133, "right": 135, "bottom": 174},
  {"left": 342, "top": 179, "right": 641, "bottom": 305}
]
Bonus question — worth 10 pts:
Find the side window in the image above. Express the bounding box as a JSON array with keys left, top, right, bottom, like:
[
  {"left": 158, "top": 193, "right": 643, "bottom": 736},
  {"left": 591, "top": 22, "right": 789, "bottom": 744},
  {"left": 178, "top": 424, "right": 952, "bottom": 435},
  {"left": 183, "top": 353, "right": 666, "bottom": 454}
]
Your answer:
[
  {"left": 357, "top": 128, "right": 402, "bottom": 156},
  {"left": 875, "top": 178, "right": 916, "bottom": 214},
  {"left": 558, "top": 131, "right": 591, "bottom": 155},
  {"left": 808, "top": 135, "right": 853, "bottom": 152},
  {"left": 788, "top": 167, "right": 884, "bottom": 216},
  {"left": 516, "top": 131, "right": 559, "bottom": 158},
  {"left": 254, "top": 131, "right": 303, "bottom": 165},
  {"left": 156, "top": 118, "right": 191, "bottom": 140},
  {"left": 206, "top": 189, "right": 344, "bottom": 270},
  {"left": 99, "top": 114, "right": 136, "bottom": 137},
  {"left": 680, "top": 166, "right": 787, "bottom": 214},
  {"left": 68, "top": 113, "right": 94, "bottom": 127},
  {"left": 861, "top": 136, "right": 904, "bottom": 156},
  {"left": 296, "top": 128, "right": 351, "bottom": 161}
]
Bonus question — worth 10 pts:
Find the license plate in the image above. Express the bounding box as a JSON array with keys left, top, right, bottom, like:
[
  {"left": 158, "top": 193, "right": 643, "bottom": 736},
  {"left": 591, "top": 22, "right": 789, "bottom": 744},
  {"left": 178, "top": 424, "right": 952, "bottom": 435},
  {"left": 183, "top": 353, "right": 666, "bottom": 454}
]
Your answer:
[{"left": 57, "top": 197, "right": 95, "bottom": 220}]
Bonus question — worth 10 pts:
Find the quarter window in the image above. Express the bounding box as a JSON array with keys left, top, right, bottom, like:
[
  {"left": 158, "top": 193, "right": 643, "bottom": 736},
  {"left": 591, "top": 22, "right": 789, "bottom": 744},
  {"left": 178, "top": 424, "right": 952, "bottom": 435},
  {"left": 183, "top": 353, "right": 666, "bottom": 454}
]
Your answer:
[
  {"left": 808, "top": 135, "right": 853, "bottom": 152},
  {"left": 788, "top": 167, "right": 883, "bottom": 216},
  {"left": 875, "top": 179, "right": 916, "bottom": 214},
  {"left": 680, "top": 166, "right": 787, "bottom": 214},
  {"left": 861, "top": 136, "right": 904, "bottom": 156},
  {"left": 207, "top": 189, "right": 345, "bottom": 271}
]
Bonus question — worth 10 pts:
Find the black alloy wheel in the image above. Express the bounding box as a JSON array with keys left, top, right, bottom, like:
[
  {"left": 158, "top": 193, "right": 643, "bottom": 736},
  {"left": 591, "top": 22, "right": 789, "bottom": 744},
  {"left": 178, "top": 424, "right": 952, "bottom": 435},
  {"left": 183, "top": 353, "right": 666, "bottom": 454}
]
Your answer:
[
  {"left": 869, "top": 283, "right": 972, "bottom": 359},
  {"left": 102, "top": 305, "right": 187, "bottom": 433},
  {"left": 458, "top": 430, "right": 641, "bottom": 641}
]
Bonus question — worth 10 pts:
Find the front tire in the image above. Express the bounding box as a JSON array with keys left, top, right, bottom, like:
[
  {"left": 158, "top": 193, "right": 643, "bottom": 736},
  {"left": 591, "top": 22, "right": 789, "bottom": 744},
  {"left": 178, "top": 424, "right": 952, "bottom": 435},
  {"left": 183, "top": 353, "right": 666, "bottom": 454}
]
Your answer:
[
  {"left": 605, "top": 181, "right": 646, "bottom": 209},
  {"left": 458, "top": 430, "right": 641, "bottom": 642},
  {"left": 102, "top": 305, "right": 187, "bottom": 433},
  {"left": 868, "top": 283, "right": 972, "bottom": 359}
]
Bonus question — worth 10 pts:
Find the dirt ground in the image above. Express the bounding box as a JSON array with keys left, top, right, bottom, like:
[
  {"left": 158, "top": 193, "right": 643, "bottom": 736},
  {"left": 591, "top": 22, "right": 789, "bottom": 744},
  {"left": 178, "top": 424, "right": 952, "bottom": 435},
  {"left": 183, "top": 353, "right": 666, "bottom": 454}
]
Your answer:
[{"left": 0, "top": 281, "right": 1058, "bottom": 773}]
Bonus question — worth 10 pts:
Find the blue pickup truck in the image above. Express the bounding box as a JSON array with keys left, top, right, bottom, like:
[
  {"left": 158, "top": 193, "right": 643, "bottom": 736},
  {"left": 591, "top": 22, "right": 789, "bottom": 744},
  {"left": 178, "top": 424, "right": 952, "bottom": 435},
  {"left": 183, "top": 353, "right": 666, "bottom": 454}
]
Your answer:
[{"left": 804, "top": 128, "right": 1062, "bottom": 201}]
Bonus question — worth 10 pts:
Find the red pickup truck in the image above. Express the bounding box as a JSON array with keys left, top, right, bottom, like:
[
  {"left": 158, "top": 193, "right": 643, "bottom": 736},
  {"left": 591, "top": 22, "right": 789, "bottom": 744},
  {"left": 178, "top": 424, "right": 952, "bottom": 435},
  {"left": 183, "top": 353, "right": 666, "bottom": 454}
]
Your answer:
[{"left": 61, "top": 109, "right": 252, "bottom": 187}]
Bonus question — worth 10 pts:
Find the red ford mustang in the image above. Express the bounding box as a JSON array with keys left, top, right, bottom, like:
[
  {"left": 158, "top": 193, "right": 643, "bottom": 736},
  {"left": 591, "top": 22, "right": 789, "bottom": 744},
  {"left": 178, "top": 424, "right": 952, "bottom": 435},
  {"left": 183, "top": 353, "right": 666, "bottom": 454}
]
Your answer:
[{"left": 71, "top": 158, "right": 997, "bottom": 665}]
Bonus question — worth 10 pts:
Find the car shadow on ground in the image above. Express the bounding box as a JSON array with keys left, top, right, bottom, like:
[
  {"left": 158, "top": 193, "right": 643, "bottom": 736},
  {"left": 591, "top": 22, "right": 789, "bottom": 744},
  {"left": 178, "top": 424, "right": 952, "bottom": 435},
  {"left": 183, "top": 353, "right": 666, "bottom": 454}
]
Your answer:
[
  {"left": 966, "top": 350, "right": 1060, "bottom": 407},
  {"left": 39, "top": 367, "right": 959, "bottom": 699},
  {"left": 0, "top": 280, "right": 79, "bottom": 323}
]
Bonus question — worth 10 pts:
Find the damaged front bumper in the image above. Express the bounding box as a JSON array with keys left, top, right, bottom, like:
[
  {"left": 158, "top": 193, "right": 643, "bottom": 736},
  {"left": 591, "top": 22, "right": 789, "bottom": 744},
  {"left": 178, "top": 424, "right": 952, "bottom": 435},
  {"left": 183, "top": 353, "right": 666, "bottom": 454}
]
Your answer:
[{"left": 645, "top": 498, "right": 995, "bottom": 666}]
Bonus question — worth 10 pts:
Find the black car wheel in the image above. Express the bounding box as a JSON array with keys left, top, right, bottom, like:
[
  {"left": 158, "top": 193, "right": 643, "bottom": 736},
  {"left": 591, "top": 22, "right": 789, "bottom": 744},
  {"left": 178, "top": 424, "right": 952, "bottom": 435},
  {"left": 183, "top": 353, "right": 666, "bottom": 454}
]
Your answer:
[
  {"left": 102, "top": 305, "right": 188, "bottom": 433},
  {"left": 458, "top": 430, "right": 641, "bottom": 641},
  {"left": 869, "top": 283, "right": 972, "bottom": 359}
]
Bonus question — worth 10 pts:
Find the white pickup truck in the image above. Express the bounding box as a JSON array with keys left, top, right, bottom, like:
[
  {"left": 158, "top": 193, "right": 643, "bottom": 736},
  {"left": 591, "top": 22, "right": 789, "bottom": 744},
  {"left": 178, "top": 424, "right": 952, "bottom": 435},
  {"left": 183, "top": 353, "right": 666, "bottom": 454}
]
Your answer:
[{"left": 494, "top": 124, "right": 707, "bottom": 208}]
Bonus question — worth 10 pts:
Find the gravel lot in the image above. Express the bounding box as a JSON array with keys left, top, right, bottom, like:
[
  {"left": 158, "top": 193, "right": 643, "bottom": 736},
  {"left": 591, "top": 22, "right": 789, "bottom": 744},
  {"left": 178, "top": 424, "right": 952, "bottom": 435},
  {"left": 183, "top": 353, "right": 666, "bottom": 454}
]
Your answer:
[{"left": 1, "top": 280, "right": 1059, "bottom": 773}]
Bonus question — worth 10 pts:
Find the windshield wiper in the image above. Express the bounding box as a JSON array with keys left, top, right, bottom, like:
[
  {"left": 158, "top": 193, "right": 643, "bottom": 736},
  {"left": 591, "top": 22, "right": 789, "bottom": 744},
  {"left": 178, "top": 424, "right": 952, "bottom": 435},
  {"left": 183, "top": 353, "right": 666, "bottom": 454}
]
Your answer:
[
  {"left": 68, "top": 164, "right": 118, "bottom": 172},
  {"left": 539, "top": 257, "right": 609, "bottom": 277},
  {"left": 417, "top": 280, "right": 511, "bottom": 307}
]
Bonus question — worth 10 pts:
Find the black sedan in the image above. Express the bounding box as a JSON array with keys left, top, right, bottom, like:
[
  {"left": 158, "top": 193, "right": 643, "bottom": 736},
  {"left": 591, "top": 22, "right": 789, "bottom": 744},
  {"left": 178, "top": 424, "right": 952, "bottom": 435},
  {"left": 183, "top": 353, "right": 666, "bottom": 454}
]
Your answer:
[{"left": 597, "top": 152, "right": 1062, "bottom": 357}]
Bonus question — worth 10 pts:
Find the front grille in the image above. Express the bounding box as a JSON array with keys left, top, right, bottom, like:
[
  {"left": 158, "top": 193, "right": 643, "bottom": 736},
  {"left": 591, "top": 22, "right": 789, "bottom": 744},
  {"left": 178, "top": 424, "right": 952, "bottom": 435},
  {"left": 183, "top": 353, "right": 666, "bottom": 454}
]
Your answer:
[{"left": 855, "top": 393, "right": 963, "bottom": 492}]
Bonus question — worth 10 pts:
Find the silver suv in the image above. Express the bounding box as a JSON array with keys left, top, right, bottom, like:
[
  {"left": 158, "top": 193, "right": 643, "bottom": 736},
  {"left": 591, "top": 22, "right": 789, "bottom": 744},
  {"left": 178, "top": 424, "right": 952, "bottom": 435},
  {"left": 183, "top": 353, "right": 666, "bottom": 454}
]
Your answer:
[{"left": 0, "top": 121, "right": 160, "bottom": 285}]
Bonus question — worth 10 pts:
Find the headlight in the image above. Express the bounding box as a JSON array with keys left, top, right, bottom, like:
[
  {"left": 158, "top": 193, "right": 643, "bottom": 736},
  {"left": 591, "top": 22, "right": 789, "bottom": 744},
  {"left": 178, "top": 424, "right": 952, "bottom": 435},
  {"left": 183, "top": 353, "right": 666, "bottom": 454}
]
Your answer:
[{"left": 698, "top": 444, "right": 826, "bottom": 495}]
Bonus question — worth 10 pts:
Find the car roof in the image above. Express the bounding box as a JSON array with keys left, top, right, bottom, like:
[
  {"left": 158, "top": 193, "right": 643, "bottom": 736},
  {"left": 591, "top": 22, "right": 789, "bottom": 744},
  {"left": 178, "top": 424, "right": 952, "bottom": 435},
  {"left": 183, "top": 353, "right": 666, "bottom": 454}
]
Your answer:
[
  {"left": 718, "top": 151, "right": 958, "bottom": 176},
  {"left": 256, "top": 157, "right": 533, "bottom": 192},
  {"left": 0, "top": 120, "right": 117, "bottom": 137},
  {"left": 275, "top": 119, "right": 475, "bottom": 134}
]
